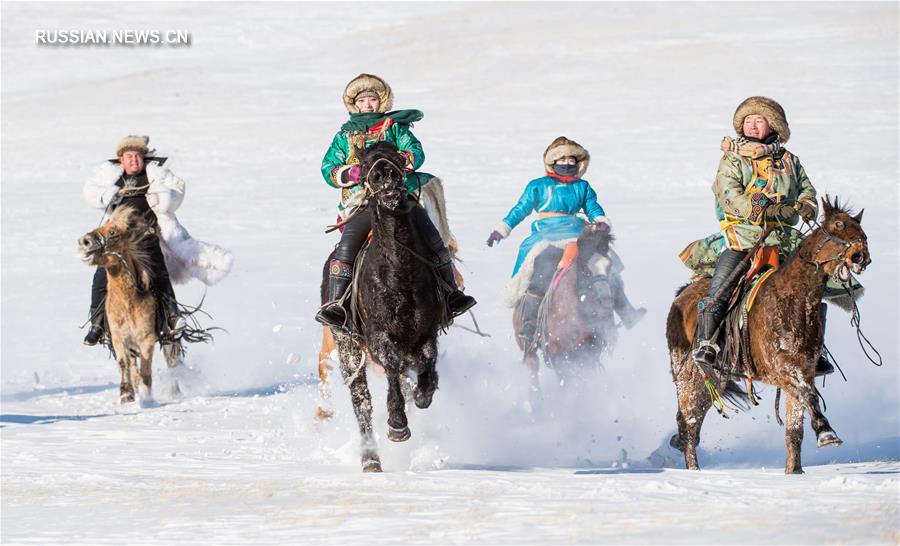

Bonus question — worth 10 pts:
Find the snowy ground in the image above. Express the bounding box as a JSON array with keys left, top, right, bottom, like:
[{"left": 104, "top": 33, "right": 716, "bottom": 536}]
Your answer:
[{"left": 2, "top": 2, "right": 898, "bottom": 544}]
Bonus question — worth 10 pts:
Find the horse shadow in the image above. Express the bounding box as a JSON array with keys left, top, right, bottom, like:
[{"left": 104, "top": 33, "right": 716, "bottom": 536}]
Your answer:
[
  {"left": 0, "top": 412, "right": 115, "bottom": 427},
  {"left": 1, "top": 382, "right": 118, "bottom": 403}
]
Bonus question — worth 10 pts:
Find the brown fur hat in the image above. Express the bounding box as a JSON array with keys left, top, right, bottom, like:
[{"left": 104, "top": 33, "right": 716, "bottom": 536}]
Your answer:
[
  {"left": 115, "top": 135, "right": 151, "bottom": 157},
  {"left": 733, "top": 96, "right": 790, "bottom": 143},
  {"left": 543, "top": 136, "right": 590, "bottom": 179},
  {"left": 343, "top": 74, "right": 393, "bottom": 113}
]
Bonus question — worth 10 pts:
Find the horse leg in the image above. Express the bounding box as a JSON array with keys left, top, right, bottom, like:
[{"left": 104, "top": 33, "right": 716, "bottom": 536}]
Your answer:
[
  {"left": 110, "top": 334, "right": 134, "bottom": 404},
  {"left": 386, "top": 370, "right": 411, "bottom": 442},
  {"left": 315, "top": 327, "right": 335, "bottom": 421},
  {"left": 412, "top": 339, "right": 439, "bottom": 409},
  {"left": 782, "top": 374, "right": 842, "bottom": 448},
  {"left": 523, "top": 348, "right": 542, "bottom": 411},
  {"left": 673, "top": 354, "right": 710, "bottom": 470},
  {"left": 784, "top": 393, "right": 805, "bottom": 474},
  {"left": 162, "top": 340, "right": 183, "bottom": 399},
  {"left": 336, "top": 336, "right": 381, "bottom": 472},
  {"left": 136, "top": 342, "right": 154, "bottom": 405}
]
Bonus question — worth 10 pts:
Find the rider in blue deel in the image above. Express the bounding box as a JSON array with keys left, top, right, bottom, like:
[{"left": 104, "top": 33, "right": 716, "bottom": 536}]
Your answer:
[{"left": 487, "top": 136, "right": 646, "bottom": 343}]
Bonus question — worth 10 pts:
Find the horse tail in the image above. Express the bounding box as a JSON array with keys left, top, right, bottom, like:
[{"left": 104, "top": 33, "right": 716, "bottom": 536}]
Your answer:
[{"left": 420, "top": 177, "right": 453, "bottom": 246}]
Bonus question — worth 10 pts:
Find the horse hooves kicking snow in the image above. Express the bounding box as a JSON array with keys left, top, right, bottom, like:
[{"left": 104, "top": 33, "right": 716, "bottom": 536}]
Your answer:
[{"left": 388, "top": 426, "right": 411, "bottom": 442}]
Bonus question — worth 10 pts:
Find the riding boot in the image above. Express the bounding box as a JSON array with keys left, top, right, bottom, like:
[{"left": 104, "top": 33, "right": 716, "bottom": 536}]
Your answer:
[
  {"left": 692, "top": 249, "right": 747, "bottom": 366},
  {"left": 83, "top": 306, "right": 106, "bottom": 346},
  {"left": 436, "top": 261, "right": 477, "bottom": 318},
  {"left": 610, "top": 275, "right": 646, "bottom": 329},
  {"left": 816, "top": 302, "right": 835, "bottom": 376},
  {"left": 411, "top": 203, "right": 476, "bottom": 318},
  {"left": 84, "top": 267, "right": 108, "bottom": 346},
  {"left": 315, "top": 260, "right": 354, "bottom": 330},
  {"left": 517, "top": 292, "right": 542, "bottom": 344},
  {"left": 156, "top": 277, "right": 185, "bottom": 338}
]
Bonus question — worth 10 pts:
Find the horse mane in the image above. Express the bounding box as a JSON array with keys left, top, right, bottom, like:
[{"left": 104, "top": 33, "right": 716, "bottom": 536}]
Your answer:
[
  {"left": 106, "top": 206, "right": 156, "bottom": 292},
  {"left": 823, "top": 194, "right": 857, "bottom": 217}
]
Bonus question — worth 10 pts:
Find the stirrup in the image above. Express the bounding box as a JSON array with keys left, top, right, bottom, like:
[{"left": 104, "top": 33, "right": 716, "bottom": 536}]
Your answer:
[
  {"left": 315, "top": 301, "right": 353, "bottom": 331},
  {"left": 692, "top": 341, "right": 720, "bottom": 366}
]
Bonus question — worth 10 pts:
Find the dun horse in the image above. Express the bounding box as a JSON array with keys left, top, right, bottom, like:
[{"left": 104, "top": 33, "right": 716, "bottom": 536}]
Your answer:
[
  {"left": 667, "top": 197, "right": 871, "bottom": 473},
  {"left": 78, "top": 206, "right": 182, "bottom": 404},
  {"left": 322, "top": 141, "right": 444, "bottom": 472},
  {"left": 514, "top": 223, "right": 619, "bottom": 389}
]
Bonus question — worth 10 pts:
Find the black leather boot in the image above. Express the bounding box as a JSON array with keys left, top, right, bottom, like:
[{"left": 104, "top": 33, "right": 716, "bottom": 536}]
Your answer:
[
  {"left": 611, "top": 276, "right": 646, "bottom": 329},
  {"left": 517, "top": 292, "right": 542, "bottom": 343},
  {"left": 437, "top": 262, "right": 476, "bottom": 318},
  {"left": 83, "top": 307, "right": 106, "bottom": 346},
  {"left": 315, "top": 261, "right": 354, "bottom": 329},
  {"left": 692, "top": 249, "right": 747, "bottom": 366}
]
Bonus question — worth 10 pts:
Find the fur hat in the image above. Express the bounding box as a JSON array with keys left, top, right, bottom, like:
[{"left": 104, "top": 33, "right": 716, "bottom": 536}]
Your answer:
[
  {"left": 343, "top": 73, "right": 393, "bottom": 113},
  {"left": 543, "top": 136, "right": 590, "bottom": 179},
  {"left": 115, "top": 135, "right": 151, "bottom": 157},
  {"left": 733, "top": 96, "right": 791, "bottom": 143}
]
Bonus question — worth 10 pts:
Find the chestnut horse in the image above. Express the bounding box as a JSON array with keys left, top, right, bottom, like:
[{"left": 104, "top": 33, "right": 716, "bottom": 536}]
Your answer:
[
  {"left": 514, "top": 223, "right": 619, "bottom": 392},
  {"left": 667, "top": 197, "right": 870, "bottom": 473},
  {"left": 78, "top": 206, "right": 182, "bottom": 404}
]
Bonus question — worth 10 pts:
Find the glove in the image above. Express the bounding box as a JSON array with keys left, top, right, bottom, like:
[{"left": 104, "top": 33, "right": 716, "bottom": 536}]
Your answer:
[
  {"left": 145, "top": 193, "right": 160, "bottom": 208},
  {"left": 593, "top": 216, "right": 612, "bottom": 231},
  {"left": 798, "top": 201, "right": 817, "bottom": 222},
  {"left": 486, "top": 230, "right": 504, "bottom": 247},
  {"left": 340, "top": 165, "right": 361, "bottom": 186}
]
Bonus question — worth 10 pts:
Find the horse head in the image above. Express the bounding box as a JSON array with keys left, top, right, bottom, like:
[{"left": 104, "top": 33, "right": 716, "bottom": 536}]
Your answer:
[
  {"left": 574, "top": 222, "right": 618, "bottom": 321},
  {"left": 356, "top": 141, "right": 409, "bottom": 213},
  {"left": 78, "top": 206, "right": 155, "bottom": 290},
  {"left": 577, "top": 221, "right": 615, "bottom": 257},
  {"left": 811, "top": 195, "right": 871, "bottom": 283}
]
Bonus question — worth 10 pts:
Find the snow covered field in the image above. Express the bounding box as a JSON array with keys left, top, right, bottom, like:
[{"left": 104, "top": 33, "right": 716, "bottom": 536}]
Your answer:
[{"left": 2, "top": 2, "right": 898, "bottom": 544}]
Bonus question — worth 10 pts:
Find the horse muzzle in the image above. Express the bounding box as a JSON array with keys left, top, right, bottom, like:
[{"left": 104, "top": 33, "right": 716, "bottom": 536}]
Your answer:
[
  {"left": 77, "top": 233, "right": 102, "bottom": 263},
  {"left": 847, "top": 244, "right": 871, "bottom": 275}
]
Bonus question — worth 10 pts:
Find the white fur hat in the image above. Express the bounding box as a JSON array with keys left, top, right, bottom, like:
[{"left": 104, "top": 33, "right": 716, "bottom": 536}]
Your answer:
[
  {"left": 543, "top": 136, "right": 590, "bottom": 179},
  {"left": 342, "top": 74, "right": 393, "bottom": 113},
  {"left": 733, "top": 96, "right": 791, "bottom": 143},
  {"left": 115, "top": 135, "right": 151, "bottom": 157}
]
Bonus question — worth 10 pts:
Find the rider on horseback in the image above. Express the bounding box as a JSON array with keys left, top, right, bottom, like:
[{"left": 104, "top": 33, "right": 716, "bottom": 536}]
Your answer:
[
  {"left": 487, "top": 136, "right": 646, "bottom": 343},
  {"left": 82, "top": 135, "right": 232, "bottom": 346},
  {"left": 689, "top": 97, "right": 826, "bottom": 369},
  {"left": 315, "top": 74, "right": 476, "bottom": 329}
]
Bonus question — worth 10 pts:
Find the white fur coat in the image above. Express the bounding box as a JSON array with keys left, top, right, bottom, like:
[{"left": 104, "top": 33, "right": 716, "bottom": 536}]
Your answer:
[{"left": 83, "top": 161, "right": 233, "bottom": 286}]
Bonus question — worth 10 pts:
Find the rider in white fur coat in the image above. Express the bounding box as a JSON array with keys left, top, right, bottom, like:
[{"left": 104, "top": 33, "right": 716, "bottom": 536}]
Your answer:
[{"left": 82, "top": 135, "right": 233, "bottom": 345}]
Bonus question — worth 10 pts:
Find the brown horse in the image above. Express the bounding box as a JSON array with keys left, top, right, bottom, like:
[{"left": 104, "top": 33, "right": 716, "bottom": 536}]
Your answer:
[
  {"left": 78, "top": 206, "right": 182, "bottom": 404},
  {"left": 667, "top": 197, "right": 870, "bottom": 473},
  {"left": 514, "top": 223, "right": 619, "bottom": 393}
]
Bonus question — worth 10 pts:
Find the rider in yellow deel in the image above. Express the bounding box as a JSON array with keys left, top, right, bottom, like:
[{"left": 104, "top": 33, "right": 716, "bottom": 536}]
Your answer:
[
  {"left": 316, "top": 74, "right": 476, "bottom": 329},
  {"left": 689, "top": 96, "right": 820, "bottom": 367}
]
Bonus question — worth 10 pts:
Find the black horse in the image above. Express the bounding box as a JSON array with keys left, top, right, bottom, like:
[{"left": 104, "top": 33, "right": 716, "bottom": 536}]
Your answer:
[{"left": 321, "top": 141, "right": 443, "bottom": 472}]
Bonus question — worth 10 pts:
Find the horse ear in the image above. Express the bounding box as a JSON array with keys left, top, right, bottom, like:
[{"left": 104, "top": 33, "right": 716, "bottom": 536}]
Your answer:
[
  {"left": 821, "top": 195, "right": 833, "bottom": 216},
  {"left": 853, "top": 208, "right": 864, "bottom": 224}
]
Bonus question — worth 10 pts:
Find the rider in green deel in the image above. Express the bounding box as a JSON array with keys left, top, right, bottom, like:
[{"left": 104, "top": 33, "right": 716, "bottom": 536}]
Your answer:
[
  {"left": 316, "top": 73, "right": 476, "bottom": 329},
  {"left": 487, "top": 136, "right": 646, "bottom": 343}
]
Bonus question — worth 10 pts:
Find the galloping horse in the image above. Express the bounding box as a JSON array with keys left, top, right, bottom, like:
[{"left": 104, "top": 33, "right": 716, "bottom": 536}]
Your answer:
[
  {"left": 78, "top": 206, "right": 183, "bottom": 404},
  {"left": 322, "top": 141, "right": 444, "bottom": 472},
  {"left": 514, "top": 223, "right": 619, "bottom": 390},
  {"left": 667, "top": 197, "right": 871, "bottom": 473},
  {"left": 315, "top": 178, "right": 464, "bottom": 421}
]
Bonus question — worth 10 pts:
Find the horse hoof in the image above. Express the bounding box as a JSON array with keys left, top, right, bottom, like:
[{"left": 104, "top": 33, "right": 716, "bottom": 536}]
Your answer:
[
  {"left": 414, "top": 391, "right": 434, "bottom": 409},
  {"left": 120, "top": 392, "right": 135, "bottom": 404},
  {"left": 362, "top": 459, "right": 382, "bottom": 473},
  {"left": 388, "top": 425, "right": 411, "bottom": 442},
  {"left": 785, "top": 467, "right": 805, "bottom": 475},
  {"left": 314, "top": 407, "right": 334, "bottom": 422},
  {"left": 817, "top": 430, "right": 843, "bottom": 448}
]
